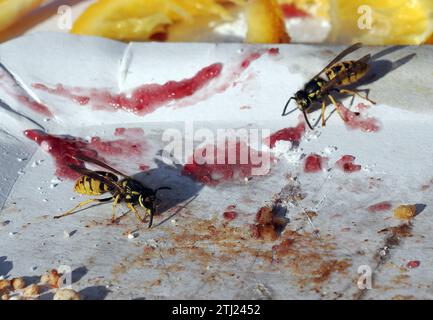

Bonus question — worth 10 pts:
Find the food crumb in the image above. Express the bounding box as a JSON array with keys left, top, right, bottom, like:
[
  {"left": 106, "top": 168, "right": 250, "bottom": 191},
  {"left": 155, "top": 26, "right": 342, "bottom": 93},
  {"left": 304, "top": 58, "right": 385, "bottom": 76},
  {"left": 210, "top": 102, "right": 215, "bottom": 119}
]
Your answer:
[
  {"left": 393, "top": 205, "right": 416, "bottom": 220},
  {"left": 11, "top": 277, "right": 26, "bottom": 291},
  {"left": 40, "top": 269, "right": 61, "bottom": 288},
  {"left": 23, "top": 284, "right": 40, "bottom": 298},
  {"left": 53, "top": 288, "right": 81, "bottom": 300}
]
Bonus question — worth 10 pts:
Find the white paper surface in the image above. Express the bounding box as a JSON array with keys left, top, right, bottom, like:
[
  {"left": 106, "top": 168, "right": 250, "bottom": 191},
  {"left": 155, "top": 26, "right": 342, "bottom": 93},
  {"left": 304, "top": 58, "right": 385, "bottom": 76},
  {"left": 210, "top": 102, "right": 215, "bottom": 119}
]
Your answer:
[{"left": 1, "top": 33, "right": 433, "bottom": 299}]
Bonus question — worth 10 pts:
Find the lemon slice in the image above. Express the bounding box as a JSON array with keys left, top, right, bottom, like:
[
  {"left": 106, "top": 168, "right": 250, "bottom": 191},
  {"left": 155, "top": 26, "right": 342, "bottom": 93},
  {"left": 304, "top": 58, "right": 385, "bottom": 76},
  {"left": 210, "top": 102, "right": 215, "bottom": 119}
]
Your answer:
[
  {"left": 0, "top": 0, "right": 43, "bottom": 32},
  {"left": 245, "top": 0, "right": 291, "bottom": 43},
  {"left": 329, "top": 0, "right": 433, "bottom": 45},
  {"left": 72, "top": 0, "right": 237, "bottom": 41}
]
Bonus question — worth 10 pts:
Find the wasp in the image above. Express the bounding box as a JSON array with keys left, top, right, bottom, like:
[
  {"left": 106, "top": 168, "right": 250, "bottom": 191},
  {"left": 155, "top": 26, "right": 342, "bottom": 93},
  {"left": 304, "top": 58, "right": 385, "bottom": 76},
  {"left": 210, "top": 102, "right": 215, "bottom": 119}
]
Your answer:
[
  {"left": 54, "top": 154, "right": 170, "bottom": 228},
  {"left": 282, "top": 42, "right": 376, "bottom": 129}
]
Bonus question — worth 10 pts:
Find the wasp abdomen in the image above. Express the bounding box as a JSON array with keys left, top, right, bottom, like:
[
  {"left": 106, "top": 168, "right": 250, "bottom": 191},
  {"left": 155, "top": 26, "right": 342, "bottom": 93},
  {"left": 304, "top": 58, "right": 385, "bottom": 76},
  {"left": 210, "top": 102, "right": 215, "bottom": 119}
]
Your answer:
[
  {"left": 73, "top": 171, "right": 118, "bottom": 196},
  {"left": 326, "top": 60, "right": 368, "bottom": 86}
]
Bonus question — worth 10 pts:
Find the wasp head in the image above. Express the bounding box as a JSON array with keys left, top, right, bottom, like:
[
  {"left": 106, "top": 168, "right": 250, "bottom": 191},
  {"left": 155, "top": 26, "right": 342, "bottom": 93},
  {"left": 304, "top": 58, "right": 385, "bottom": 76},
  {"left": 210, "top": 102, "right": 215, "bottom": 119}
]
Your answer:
[{"left": 295, "top": 90, "right": 310, "bottom": 110}]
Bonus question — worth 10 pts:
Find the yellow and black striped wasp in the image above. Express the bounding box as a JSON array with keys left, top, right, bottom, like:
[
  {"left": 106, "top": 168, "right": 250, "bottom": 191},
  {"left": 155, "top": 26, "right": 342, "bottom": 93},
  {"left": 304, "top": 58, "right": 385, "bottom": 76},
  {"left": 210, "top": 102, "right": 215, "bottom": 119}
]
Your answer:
[
  {"left": 282, "top": 42, "right": 376, "bottom": 129},
  {"left": 54, "top": 154, "right": 170, "bottom": 228}
]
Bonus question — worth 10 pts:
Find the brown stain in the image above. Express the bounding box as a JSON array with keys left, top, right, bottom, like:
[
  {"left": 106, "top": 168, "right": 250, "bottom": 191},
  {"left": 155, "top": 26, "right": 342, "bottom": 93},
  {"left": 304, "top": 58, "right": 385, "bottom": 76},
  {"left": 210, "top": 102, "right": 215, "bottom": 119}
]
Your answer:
[
  {"left": 392, "top": 274, "right": 411, "bottom": 286},
  {"left": 110, "top": 214, "right": 349, "bottom": 293},
  {"left": 392, "top": 295, "right": 416, "bottom": 300}
]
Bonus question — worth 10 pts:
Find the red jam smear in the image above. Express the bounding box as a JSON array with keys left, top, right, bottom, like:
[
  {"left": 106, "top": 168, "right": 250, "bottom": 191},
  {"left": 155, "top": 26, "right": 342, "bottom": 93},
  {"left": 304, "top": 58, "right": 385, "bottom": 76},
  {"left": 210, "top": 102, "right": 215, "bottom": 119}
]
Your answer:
[
  {"left": 223, "top": 211, "right": 238, "bottom": 221},
  {"left": 240, "top": 52, "right": 263, "bottom": 69},
  {"left": 267, "top": 48, "right": 280, "bottom": 56},
  {"left": 281, "top": 3, "right": 309, "bottom": 18},
  {"left": 304, "top": 154, "right": 326, "bottom": 173},
  {"left": 24, "top": 129, "right": 147, "bottom": 179},
  {"left": 407, "top": 260, "right": 420, "bottom": 269},
  {"left": 337, "top": 103, "right": 380, "bottom": 132},
  {"left": 336, "top": 155, "right": 361, "bottom": 173},
  {"left": 182, "top": 142, "right": 271, "bottom": 186},
  {"left": 16, "top": 95, "right": 53, "bottom": 118},
  {"left": 114, "top": 127, "right": 145, "bottom": 137},
  {"left": 265, "top": 120, "right": 305, "bottom": 148},
  {"left": 367, "top": 201, "right": 392, "bottom": 212},
  {"left": 0, "top": 71, "right": 53, "bottom": 118},
  {"left": 33, "top": 63, "right": 223, "bottom": 116}
]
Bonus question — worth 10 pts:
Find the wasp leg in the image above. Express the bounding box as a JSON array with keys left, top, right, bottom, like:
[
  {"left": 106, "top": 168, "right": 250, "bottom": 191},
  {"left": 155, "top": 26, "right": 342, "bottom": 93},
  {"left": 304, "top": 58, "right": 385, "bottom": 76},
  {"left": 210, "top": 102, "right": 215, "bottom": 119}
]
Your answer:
[
  {"left": 327, "top": 94, "right": 346, "bottom": 122},
  {"left": 127, "top": 202, "right": 144, "bottom": 223},
  {"left": 111, "top": 194, "right": 121, "bottom": 222},
  {"left": 338, "top": 89, "right": 376, "bottom": 105},
  {"left": 321, "top": 101, "right": 326, "bottom": 126},
  {"left": 54, "top": 197, "right": 113, "bottom": 219}
]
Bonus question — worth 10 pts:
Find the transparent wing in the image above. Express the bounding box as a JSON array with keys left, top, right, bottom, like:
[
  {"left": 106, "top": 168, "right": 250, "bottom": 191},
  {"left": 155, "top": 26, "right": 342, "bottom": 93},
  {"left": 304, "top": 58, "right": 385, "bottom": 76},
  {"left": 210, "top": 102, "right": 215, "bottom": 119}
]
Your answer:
[
  {"left": 313, "top": 42, "right": 363, "bottom": 79},
  {"left": 320, "top": 54, "right": 371, "bottom": 93},
  {"left": 74, "top": 154, "right": 130, "bottom": 178}
]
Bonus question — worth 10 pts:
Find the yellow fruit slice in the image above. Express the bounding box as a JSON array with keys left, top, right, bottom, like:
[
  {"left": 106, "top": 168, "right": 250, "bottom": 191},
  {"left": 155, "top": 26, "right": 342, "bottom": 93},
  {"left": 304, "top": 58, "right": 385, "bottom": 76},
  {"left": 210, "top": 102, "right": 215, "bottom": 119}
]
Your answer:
[
  {"left": 245, "top": 0, "right": 291, "bottom": 43},
  {"left": 72, "top": 0, "right": 238, "bottom": 41},
  {"left": 0, "top": 0, "right": 43, "bottom": 32},
  {"left": 329, "top": 0, "right": 433, "bottom": 45}
]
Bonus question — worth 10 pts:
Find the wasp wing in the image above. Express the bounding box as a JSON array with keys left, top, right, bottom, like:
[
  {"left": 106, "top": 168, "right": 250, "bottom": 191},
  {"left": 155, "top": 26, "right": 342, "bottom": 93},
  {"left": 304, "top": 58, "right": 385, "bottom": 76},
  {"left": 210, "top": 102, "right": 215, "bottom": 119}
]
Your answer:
[
  {"left": 313, "top": 42, "right": 363, "bottom": 79},
  {"left": 319, "top": 53, "right": 371, "bottom": 93},
  {"left": 68, "top": 164, "right": 125, "bottom": 193},
  {"left": 74, "top": 154, "right": 130, "bottom": 178}
]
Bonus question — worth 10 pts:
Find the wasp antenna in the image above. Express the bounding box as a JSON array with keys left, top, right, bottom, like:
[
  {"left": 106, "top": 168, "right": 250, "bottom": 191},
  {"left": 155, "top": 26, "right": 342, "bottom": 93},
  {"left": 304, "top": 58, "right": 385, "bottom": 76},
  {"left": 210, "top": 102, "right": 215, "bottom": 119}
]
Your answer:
[
  {"left": 282, "top": 97, "right": 295, "bottom": 116},
  {"left": 302, "top": 108, "right": 314, "bottom": 130}
]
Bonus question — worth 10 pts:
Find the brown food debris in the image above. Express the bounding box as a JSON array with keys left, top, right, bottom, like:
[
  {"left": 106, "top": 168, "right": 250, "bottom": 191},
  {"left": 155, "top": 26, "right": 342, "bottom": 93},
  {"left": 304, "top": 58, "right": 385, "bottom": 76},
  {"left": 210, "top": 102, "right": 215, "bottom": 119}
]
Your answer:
[
  {"left": 22, "top": 284, "right": 40, "bottom": 298},
  {"left": 53, "top": 288, "right": 81, "bottom": 300},
  {"left": 378, "top": 223, "right": 413, "bottom": 238},
  {"left": 312, "top": 260, "right": 352, "bottom": 284},
  {"left": 256, "top": 206, "right": 273, "bottom": 225},
  {"left": 392, "top": 295, "right": 416, "bottom": 300},
  {"left": 0, "top": 279, "right": 11, "bottom": 293},
  {"left": 11, "top": 277, "right": 26, "bottom": 290},
  {"left": 40, "top": 269, "right": 61, "bottom": 288},
  {"left": 252, "top": 206, "right": 288, "bottom": 241},
  {"left": 393, "top": 204, "right": 416, "bottom": 220},
  {"left": 1, "top": 293, "right": 9, "bottom": 300}
]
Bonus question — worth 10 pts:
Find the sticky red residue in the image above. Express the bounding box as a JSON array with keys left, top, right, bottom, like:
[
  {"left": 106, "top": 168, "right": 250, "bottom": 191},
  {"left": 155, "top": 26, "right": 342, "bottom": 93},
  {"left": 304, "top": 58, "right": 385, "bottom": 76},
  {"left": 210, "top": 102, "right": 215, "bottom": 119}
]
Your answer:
[
  {"left": 356, "top": 103, "right": 370, "bottom": 111},
  {"left": 267, "top": 48, "right": 280, "bottom": 56},
  {"left": 337, "top": 103, "right": 380, "bottom": 132},
  {"left": 407, "top": 260, "right": 420, "bottom": 269},
  {"left": 241, "top": 52, "right": 263, "bottom": 69},
  {"left": 24, "top": 129, "right": 147, "bottom": 180},
  {"left": 32, "top": 83, "right": 90, "bottom": 105},
  {"left": 182, "top": 141, "right": 271, "bottom": 186},
  {"left": 0, "top": 71, "right": 53, "bottom": 118},
  {"left": 336, "top": 155, "right": 361, "bottom": 173},
  {"left": 223, "top": 211, "right": 237, "bottom": 221},
  {"left": 280, "top": 3, "right": 309, "bottom": 18},
  {"left": 114, "top": 127, "right": 145, "bottom": 137},
  {"left": 139, "top": 164, "right": 150, "bottom": 171},
  {"left": 367, "top": 201, "right": 392, "bottom": 212},
  {"left": 33, "top": 62, "right": 223, "bottom": 116},
  {"left": 265, "top": 120, "right": 305, "bottom": 148},
  {"left": 15, "top": 95, "right": 53, "bottom": 118},
  {"left": 304, "top": 154, "right": 326, "bottom": 173},
  {"left": 89, "top": 137, "right": 143, "bottom": 156}
]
